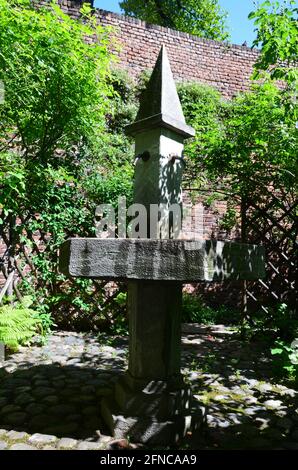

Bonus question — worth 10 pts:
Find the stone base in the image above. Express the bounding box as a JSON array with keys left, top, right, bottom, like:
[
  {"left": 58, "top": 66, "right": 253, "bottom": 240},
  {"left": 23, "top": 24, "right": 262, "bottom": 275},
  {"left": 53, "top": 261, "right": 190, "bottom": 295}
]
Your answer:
[{"left": 101, "top": 373, "right": 203, "bottom": 445}]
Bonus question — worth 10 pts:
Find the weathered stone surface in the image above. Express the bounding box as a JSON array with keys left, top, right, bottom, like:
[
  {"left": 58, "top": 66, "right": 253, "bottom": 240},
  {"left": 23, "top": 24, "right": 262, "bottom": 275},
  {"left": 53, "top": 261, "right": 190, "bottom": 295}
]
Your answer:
[
  {"left": 113, "top": 374, "right": 192, "bottom": 418},
  {"left": 6, "top": 430, "right": 29, "bottom": 441},
  {"left": 258, "top": 383, "right": 273, "bottom": 393},
  {"left": 127, "top": 283, "right": 182, "bottom": 380},
  {"left": 77, "top": 441, "right": 101, "bottom": 450},
  {"left": 33, "top": 387, "right": 56, "bottom": 398},
  {"left": 65, "top": 414, "right": 81, "bottom": 423},
  {"left": 4, "top": 412, "right": 27, "bottom": 425},
  {"left": 26, "top": 403, "right": 46, "bottom": 416},
  {"left": 125, "top": 46, "right": 195, "bottom": 139},
  {"left": 10, "top": 443, "right": 36, "bottom": 450},
  {"left": 0, "top": 440, "right": 8, "bottom": 450},
  {"left": 99, "top": 435, "right": 113, "bottom": 446},
  {"left": 29, "top": 414, "right": 53, "bottom": 430},
  {"left": 82, "top": 406, "right": 99, "bottom": 417},
  {"left": 129, "top": 414, "right": 195, "bottom": 444},
  {"left": 14, "top": 393, "right": 34, "bottom": 406},
  {"left": 0, "top": 397, "right": 8, "bottom": 407},
  {"left": 57, "top": 437, "right": 78, "bottom": 449},
  {"left": 49, "top": 404, "right": 76, "bottom": 416},
  {"left": 28, "top": 433, "right": 58, "bottom": 445},
  {"left": 102, "top": 378, "right": 202, "bottom": 445},
  {"left": 60, "top": 238, "right": 265, "bottom": 282},
  {"left": 83, "top": 416, "right": 102, "bottom": 431},
  {"left": 42, "top": 395, "right": 59, "bottom": 405},
  {"left": 1, "top": 404, "right": 21, "bottom": 414},
  {"left": 107, "top": 438, "right": 131, "bottom": 450}
]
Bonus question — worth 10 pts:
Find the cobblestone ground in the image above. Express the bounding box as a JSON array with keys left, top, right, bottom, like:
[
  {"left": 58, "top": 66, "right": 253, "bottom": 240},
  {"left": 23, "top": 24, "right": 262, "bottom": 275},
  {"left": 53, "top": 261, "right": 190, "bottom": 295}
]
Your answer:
[{"left": 0, "top": 325, "right": 297, "bottom": 450}]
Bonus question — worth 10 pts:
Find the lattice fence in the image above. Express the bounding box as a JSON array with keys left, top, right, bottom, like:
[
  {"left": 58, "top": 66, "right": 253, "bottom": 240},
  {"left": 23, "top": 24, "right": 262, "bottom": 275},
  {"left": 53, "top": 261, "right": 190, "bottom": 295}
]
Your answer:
[
  {"left": 0, "top": 213, "right": 125, "bottom": 331},
  {"left": 242, "top": 185, "right": 297, "bottom": 317}
]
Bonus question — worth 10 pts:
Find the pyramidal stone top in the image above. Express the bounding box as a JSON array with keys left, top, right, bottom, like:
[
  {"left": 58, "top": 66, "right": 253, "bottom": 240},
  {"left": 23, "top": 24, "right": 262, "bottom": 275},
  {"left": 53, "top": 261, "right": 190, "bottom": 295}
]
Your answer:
[{"left": 125, "top": 46, "right": 195, "bottom": 138}]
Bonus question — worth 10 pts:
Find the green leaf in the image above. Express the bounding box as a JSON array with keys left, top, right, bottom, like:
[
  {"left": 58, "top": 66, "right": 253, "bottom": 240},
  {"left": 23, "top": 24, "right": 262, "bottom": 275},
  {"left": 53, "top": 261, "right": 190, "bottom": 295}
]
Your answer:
[{"left": 271, "top": 348, "right": 283, "bottom": 355}]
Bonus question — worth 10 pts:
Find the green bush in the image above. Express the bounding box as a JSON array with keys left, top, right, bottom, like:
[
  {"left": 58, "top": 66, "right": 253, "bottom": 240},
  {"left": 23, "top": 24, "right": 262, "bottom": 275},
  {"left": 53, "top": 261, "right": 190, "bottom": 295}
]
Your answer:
[
  {"left": 271, "top": 339, "right": 298, "bottom": 383},
  {"left": 0, "top": 296, "right": 41, "bottom": 350},
  {"left": 182, "top": 293, "right": 239, "bottom": 325},
  {"left": 0, "top": 1, "right": 133, "bottom": 332},
  {"left": 271, "top": 303, "right": 298, "bottom": 340},
  {"left": 106, "top": 68, "right": 138, "bottom": 134},
  {"left": 177, "top": 82, "right": 226, "bottom": 187},
  {"left": 241, "top": 303, "right": 298, "bottom": 341}
]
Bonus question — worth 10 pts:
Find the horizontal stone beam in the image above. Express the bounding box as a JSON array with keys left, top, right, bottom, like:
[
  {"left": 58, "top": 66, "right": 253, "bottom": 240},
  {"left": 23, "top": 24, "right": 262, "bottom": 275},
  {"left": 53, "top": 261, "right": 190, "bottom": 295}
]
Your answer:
[{"left": 59, "top": 238, "right": 265, "bottom": 282}]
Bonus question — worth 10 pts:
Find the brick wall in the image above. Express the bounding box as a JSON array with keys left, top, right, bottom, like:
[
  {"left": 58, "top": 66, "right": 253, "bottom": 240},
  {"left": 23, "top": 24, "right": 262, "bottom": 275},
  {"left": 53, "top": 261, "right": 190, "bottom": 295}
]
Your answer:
[
  {"left": 182, "top": 191, "right": 240, "bottom": 242},
  {"left": 41, "top": 0, "right": 259, "bottom": 99}
]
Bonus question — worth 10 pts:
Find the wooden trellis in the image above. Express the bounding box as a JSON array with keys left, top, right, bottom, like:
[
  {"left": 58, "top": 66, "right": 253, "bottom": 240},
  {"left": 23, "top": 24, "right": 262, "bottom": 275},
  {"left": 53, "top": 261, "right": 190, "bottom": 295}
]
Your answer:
[
  {"left": 242, "top": 185, "right": 297, "bottom": 316},
  {"left": 0, "top": 213, "right": 125, "bottom": 330}
]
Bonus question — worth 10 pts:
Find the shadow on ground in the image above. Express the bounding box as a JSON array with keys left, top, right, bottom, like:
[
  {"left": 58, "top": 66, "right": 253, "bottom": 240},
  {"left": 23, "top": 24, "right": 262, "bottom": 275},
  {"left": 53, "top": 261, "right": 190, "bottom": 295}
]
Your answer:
[
  {"left": 0, "top": 327, "right": 297, "bottom": 449},
  {"left": 0, "top": 364, "right": 120, "bottom": 440},
  {"left": 181, "top": 324, "right": 298, "bottom": 450}
]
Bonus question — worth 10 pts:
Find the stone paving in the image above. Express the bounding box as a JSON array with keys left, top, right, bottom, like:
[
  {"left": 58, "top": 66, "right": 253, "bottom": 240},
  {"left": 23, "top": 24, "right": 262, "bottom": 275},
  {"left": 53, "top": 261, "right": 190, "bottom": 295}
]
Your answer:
[{"left": 0, "top": 325, "right": 297, "bottom": 450}]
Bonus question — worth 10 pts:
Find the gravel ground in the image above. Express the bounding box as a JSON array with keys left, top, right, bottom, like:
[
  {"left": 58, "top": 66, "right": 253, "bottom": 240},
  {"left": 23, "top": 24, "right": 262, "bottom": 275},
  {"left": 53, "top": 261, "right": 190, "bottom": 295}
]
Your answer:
[{"left": 0, "top": 325, "right": 297, "bottom": 450}]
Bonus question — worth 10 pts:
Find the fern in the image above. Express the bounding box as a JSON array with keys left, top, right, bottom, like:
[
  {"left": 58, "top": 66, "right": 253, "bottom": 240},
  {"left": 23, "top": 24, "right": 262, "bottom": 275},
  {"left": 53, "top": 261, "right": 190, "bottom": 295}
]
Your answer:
[{"left": 0, "top": 296, "right": 40, "bottom": 351}]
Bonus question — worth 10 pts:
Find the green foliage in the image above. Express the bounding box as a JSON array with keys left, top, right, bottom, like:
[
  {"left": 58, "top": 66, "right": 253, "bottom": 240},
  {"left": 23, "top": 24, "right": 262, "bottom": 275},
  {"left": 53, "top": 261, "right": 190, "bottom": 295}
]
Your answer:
[
  {"left": 106, "top": 291, "right": 128, "bottom": 335},
  {"left": 249, "top": 0, "right": 298, "bottom": 87},
  {"left": 271, "top": 339, "right": 298, "bottom": 382},
  {"left": 83, "top": 70, "right": 136, "bottom": 206},
  {"left": 120, "top": 0, "right": 229, "bottom": 40},
  {"left": 270, "top": 303, "right": 298, "bottom": 339},
  {"left": 182, "top": 293, "right": 239, "bottom": 325},
  {"left": 85, "top": 165, "right": 134, "bottom": 209},
  {"left": 240, "top": 303, "right": 298, "bottom": 344},
  {"left": 106, "top": 68, "right": 138, "bottom": 134},
  {"left": 178, "top": 81, "right": 296, "bottom": 201},
  {"left": 109, "top": 314, "right": 128, "bottom": 336},
  {"left": 177, "top": 82, "right": 226, "bottom": 187},
  {"left": 34, "top": 311, "right": 56, "bottom": 340},
  {"left": 203, "top": 82, "right": 297, "bottom": 196},
  {"left": 0, "top": 153, "right": 26, "bottom": 219},
  {"left": 0, "top": 1, "right": 135, "bottom": 331},
  {"left": 219, "top": 207, "right": 238, "bottom": 231},
  {"left": 0, "top": 0, "right": 112, "bottom": 162},
  {"left": 0, "top": 296, "right": 40, "bottom": 350}
]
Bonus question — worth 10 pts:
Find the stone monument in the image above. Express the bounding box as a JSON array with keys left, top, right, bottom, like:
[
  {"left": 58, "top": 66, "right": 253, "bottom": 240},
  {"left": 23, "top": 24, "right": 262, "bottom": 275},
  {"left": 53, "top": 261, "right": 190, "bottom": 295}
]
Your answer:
[{"left": 60, "top": 46, "right": 265, "bottom": 444}]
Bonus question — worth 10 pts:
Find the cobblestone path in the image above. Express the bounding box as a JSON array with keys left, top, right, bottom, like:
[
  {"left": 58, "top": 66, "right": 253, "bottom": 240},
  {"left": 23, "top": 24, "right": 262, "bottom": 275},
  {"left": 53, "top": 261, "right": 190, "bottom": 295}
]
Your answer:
[{"left": 0, "top": 325, "right": 297, "bottom": 450}]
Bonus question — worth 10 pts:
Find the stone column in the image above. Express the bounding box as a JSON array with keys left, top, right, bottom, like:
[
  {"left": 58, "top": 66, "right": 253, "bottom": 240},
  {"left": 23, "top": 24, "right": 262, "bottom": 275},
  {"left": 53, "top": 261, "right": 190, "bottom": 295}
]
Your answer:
[
  {"left": 127, "top": 125, "right": 185, "bottom": 383},
  {"left": 128, "top": 281, "right": 182, "bottom": 381},
  {"left": 101, "top": 46, "right": 197, "bottom": 444}
]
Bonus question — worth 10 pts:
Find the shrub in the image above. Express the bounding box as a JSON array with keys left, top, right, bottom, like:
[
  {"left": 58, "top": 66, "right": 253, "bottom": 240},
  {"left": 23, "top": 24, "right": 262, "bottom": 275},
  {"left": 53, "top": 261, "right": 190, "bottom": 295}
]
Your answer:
[
  {"left": 271, "top": 339, "right": 298, "bottom": 383},
  {"left": 0, "top": 296, "right": 41, "bottom": 350},
  {"left": 182, "top": 293, "right": 239, "bottom": 325},
  {"left": 177, "top": 82, "right": 226, "bottom": 187}
]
